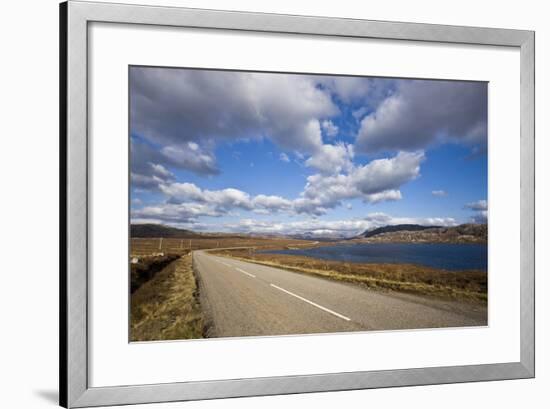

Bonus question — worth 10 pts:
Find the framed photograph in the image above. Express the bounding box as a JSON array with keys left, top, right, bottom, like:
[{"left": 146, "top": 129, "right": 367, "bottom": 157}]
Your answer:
[{"left": 60, "top": 1, "right": 534, "bottom": 407}]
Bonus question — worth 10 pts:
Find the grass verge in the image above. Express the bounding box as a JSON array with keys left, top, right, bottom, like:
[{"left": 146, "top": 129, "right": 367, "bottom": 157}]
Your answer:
[
  {"left": 130, "top": 254, "right": 180, "bottom": 293},
  {"left": 212, "top": 250, "right": 487, "bottom": 302},
  {"left": 130, "top": 253, "right": 204, "bottom": 341}
]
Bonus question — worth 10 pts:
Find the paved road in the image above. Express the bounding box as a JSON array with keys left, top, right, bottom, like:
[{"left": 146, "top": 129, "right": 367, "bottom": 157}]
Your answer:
[{"left": 193, "top": 251, "right": 487, "bottom": 338}]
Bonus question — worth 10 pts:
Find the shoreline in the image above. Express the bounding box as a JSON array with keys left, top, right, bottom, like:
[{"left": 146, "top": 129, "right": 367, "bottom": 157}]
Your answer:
[
  {"left": 260, "top": 241, "right": 488, "bottom": 273},
  {"left": 211, "top": 248, "right": 488, "bottom": 303}
]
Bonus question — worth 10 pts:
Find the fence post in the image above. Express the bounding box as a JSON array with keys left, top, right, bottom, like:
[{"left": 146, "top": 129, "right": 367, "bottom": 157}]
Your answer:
[{"left": 158, "top": 237, "right": 163, "bottom": 250}]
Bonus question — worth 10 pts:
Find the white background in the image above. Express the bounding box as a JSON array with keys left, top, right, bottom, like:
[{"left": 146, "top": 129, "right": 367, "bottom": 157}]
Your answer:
[
  {"left": 0, "top": 0, "right": 547, "bottom": 408},
  {"left": 89, "top": 22, "right": 520, "bottom": 386}
]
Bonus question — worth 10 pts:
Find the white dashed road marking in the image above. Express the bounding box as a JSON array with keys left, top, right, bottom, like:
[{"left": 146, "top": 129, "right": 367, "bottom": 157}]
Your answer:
[
  {"left": 269, "top": 284, "right": 351, "bottom": 321},
  {"left": 236, "top": 268, "right": 256, "bottom": 278}
]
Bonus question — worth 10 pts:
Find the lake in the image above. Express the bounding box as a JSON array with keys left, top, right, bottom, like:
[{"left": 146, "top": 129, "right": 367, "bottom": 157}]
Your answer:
[{"left": 264, "top": 243, "right": 488, "bottom": 271}]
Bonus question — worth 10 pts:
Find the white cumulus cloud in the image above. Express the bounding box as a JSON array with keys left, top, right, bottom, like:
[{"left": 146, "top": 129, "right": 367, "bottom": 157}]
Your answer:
[
  {"left": 150, "top": 150, "right": 423, "bottom": 219},
  {"left": 296, "top": 151, "right": 424, "bottom": 215},
  {"left": 321, "top": 119, "right": 339, "bottom": 138},
  {"left": 199, "top": 212, "right": 457, "bottom": 238},
  {"left": 356, "top": 80, "right": 487, "bottom": 153},
  {"left": 279, "top": 152, "right": 290, "bottom": 162},
  {"left": 465, "top": 199, "right": 488, "bottom": 211},
  {"left": 305, "top": 143, "right": 354, "bottom": 174},
  {"left": 464, "top": 200, "right": 488, "bottom": 223}
]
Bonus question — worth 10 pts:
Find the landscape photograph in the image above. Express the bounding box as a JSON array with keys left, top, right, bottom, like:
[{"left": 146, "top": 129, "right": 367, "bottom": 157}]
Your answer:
[{"left": 129, "top": 66, "right": 488, "bottom": 342}]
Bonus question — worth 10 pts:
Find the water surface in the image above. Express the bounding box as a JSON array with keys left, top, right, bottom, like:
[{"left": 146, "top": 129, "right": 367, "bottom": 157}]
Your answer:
[{"left": 264, "top": 243, "right": 488, "bottom": 271}]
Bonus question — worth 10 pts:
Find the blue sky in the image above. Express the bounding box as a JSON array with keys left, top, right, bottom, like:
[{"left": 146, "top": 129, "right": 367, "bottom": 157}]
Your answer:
[{"left": 129, "top": 67, "right": 487, "bottom": 238}]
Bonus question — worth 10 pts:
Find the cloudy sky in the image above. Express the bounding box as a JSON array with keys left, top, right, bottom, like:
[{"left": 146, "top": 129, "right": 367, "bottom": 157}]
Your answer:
[{"left": 129, "top": 66, "right": 488, "bottom": 238}]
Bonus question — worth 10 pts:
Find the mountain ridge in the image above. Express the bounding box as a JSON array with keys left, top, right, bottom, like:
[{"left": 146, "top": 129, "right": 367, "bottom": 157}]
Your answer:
[
  {"left": 130, "top": 223, "right": 201, "bottom": 238},
  {"left": 358, "top": 224, "right": 440, "bottom": 238},
  {"left": 353, "top": 223, "right": 487, "bottom": 244}
]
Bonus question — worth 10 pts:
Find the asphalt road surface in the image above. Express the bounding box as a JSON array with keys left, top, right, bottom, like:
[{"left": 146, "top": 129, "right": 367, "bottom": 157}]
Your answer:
[{"left": 193, "top": 251, "right": 487, "bottom": 338}]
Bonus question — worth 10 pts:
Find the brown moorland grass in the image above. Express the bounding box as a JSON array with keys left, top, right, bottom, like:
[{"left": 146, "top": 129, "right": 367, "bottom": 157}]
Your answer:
[
  {"left": 212, "top": 249, "right": 487, "bottom": 302},
  {"left": 130, "top": 254, "right": 180, "bottom": 293},
  {"left": 130, "top": 254, "right": 204, "bottom": 341},
  {"left": 130, "top": 236, "right": 319, "bottom": 256}
]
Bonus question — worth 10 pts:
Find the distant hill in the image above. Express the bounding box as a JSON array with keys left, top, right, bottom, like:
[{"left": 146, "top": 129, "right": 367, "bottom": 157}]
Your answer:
[
  {"left": 288, "top": 234, "right": 339, "bottom": 242},
  {"left": 359, "top": 224, "right": 439, "bottom": 238},
  {"left": 353, "top": 223, "right": 487, "bottom": 244},
  {"left": 130, "top": 224, "right": 201, "bottom": 238}
]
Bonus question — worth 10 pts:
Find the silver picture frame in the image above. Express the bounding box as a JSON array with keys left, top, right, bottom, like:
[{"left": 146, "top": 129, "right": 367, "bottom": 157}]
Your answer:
[{"left": 60, "top": 1, "right": 535, "bottom": 407}]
